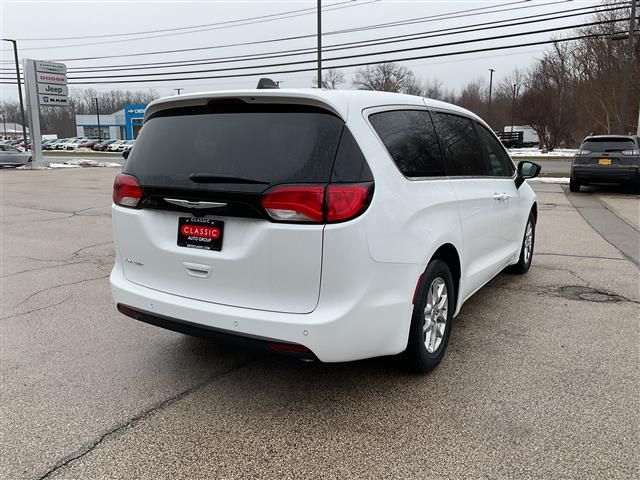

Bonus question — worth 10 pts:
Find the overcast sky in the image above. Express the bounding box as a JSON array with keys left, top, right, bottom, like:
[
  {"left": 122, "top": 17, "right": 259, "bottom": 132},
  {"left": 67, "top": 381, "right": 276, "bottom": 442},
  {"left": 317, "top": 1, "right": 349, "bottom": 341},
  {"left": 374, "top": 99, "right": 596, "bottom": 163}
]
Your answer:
[{"left": 1, "top": 0, "right": 603, "bottom": 104}]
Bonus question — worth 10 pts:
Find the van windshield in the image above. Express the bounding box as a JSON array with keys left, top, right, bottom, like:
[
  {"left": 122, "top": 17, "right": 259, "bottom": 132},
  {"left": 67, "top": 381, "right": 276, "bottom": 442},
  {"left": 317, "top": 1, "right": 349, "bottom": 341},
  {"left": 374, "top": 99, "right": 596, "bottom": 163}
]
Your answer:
[{"left": 124, "top": 103, "right": 344, "bottom": 191}]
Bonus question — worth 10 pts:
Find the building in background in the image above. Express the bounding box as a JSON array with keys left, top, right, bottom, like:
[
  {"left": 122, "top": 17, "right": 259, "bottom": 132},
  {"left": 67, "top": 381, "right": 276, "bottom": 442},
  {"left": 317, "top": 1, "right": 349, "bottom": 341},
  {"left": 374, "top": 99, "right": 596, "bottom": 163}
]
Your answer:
[
  {"left": 75, "top": 104, "right": 147, "bottom": 140},
  {"left": 0, "top": 123, "right": 29, "bottom": 140}
]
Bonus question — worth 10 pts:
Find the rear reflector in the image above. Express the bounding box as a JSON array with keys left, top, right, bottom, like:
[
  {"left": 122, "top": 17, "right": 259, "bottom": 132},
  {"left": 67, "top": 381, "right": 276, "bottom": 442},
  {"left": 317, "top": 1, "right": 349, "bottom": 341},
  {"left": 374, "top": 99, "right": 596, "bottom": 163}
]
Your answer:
[
  {"left": 113, "top": 173, "right": 144, "bottom": 208},
  {"left": 261, "top": 185, "right": 324, "bottom": 222},
  {"left": 268, "top": 342, "right": 311, "bottom": 353}
]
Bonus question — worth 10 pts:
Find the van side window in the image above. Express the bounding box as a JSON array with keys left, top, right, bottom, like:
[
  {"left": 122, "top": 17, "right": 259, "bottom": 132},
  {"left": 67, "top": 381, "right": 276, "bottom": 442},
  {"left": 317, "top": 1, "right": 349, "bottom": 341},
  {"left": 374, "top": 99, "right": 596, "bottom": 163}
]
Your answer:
[
  {"left": 331, "top": 127, "right": 373, "bottom": 182},
  {"left": 432, "top": 112, "right": 487, "bottom": 176},
  {"left": 369, "top": 109, "right": 445, "bottom": 178},
  {"left": 475, "top": 122, "right": 515, "bottom": 177}
]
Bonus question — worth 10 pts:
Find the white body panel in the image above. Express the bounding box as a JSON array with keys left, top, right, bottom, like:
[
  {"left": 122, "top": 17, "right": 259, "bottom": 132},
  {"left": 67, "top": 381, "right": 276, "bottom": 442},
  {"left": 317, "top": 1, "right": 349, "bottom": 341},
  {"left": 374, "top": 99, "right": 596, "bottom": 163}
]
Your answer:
[{"left": 111, "top": 89, "right": 537, "bottom": 362}]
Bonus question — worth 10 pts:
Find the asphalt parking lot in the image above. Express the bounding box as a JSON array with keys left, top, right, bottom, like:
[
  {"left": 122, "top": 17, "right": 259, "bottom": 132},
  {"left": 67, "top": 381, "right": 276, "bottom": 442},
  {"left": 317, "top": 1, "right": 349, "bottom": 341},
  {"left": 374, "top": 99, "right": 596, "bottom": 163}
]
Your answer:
[{"left": 1, "top": 168, "right": 638, "bottom": 480}]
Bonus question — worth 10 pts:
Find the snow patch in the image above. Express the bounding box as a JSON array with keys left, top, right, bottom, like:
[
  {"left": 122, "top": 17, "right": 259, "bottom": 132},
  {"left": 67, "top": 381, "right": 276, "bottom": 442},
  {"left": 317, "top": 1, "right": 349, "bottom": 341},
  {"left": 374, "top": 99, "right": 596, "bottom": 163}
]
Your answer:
[
  {"left": 49, "top": 159, "right": 121, "bottom": 168},
  {"left": 509, "top": 148, "right": 577, "bottom": 158},
  {"left": 528, "top": 177, "right": 570, "bottom": 184}
]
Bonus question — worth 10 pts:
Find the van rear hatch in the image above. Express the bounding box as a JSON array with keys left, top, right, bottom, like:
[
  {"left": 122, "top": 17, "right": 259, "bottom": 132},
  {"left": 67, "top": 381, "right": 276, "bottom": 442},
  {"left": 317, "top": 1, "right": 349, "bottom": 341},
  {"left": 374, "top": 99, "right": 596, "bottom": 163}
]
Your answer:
[{"left": 115, "top": 102, "right": 345, "bottom": 313}]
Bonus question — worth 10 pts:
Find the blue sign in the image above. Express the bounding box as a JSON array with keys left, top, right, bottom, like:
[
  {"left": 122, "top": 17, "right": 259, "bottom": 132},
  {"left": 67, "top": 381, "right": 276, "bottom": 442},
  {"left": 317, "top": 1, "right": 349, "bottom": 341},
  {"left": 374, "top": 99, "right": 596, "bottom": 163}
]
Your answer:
[{"left": 124, "top": 104, "right": 147, "bottom": 140}]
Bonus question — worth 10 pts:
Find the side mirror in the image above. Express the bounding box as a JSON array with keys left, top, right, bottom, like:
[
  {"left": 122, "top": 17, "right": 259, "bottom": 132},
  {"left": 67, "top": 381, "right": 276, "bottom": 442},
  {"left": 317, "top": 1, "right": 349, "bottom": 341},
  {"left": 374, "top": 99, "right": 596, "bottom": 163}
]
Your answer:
[
  {"left": 515, "top": 160, "right": 541, "bottom": 188},
  {"left": 122, "top": 149, "right": 130, "bottom": 160}
]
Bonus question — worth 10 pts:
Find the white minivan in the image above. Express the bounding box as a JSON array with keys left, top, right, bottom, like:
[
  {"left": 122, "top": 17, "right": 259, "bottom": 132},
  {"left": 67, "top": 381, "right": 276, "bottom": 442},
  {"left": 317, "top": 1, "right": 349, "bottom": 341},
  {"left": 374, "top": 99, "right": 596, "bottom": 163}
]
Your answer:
[{"left": 110, "top": 89, "right": 540, "bottom": 372}]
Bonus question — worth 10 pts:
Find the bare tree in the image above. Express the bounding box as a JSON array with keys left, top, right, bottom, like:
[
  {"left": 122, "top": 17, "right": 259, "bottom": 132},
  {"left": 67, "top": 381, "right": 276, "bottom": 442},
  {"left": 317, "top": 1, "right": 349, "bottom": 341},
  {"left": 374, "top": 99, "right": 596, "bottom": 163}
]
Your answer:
[
  {"left": 352, "top": 63, "right": 415, "bottom": 93},
  {"left": 519, "top": 42, "right": 576, "bottom": 150},
  {"left": 316, "top": 69, "right": 345, "bottom": 89}
]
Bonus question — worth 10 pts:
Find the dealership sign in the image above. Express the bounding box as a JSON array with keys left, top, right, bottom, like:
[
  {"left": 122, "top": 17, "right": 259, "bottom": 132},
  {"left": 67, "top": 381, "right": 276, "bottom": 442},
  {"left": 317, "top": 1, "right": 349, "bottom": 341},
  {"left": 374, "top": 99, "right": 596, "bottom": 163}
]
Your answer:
[
  {"left": 35, "top": 61, "right": 67, "bottom": 74},
  {"left": 37, "top": 83, "right": 68, "bottom": 96},
  {"left": 23, "top": 59, "right": 70, "bottom": 166},
  {"left": 34, "top": 61, "right": 69, "bottom": 107},
  {"left": 38, "top": 94, "right": 70, "bottom": 106}
]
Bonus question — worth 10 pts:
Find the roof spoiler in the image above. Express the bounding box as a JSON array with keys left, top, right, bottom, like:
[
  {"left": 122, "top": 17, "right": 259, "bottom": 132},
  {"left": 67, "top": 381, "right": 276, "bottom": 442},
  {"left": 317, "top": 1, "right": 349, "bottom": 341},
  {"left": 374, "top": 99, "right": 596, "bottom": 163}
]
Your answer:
[{"left": 256, "top": 78, "right": 279, "bottom": 89}]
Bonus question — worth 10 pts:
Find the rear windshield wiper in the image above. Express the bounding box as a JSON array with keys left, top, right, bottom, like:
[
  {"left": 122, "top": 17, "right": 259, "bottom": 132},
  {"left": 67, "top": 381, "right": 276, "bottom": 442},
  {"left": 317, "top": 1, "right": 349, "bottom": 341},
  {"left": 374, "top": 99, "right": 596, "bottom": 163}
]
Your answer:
[{"left": 189, "top": 173, "right": 269, "bottom": 184}]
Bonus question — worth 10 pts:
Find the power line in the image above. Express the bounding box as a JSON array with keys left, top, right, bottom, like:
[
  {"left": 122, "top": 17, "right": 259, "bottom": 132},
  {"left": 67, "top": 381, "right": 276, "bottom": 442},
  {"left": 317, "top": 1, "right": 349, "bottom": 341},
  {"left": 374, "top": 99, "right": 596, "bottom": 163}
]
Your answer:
[
  {"left": 6, "top": 2, "right": 622, "bottom": 76},
  {"left": 2, "top": 28, "right": 634, "bottom": 86},
  {"left": 55, "top": 17, "right": 628, "bottom": 80},
  {"left": 0, "top": 0, "right": 564, "bottom": 62},
  {"left": 10, "top": 0, "right": 358, "bottom": 41},
  {"left": 1, "top": 0, "right": 379, "bottom": 52}
]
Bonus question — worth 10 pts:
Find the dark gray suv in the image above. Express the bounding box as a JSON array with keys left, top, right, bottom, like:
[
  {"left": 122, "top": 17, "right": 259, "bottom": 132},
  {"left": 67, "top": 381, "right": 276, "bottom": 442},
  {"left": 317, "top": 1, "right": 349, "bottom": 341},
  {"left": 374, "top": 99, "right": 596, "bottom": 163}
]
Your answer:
[{"left": 570, "top": 135, "right": 640, "bottom": 192}]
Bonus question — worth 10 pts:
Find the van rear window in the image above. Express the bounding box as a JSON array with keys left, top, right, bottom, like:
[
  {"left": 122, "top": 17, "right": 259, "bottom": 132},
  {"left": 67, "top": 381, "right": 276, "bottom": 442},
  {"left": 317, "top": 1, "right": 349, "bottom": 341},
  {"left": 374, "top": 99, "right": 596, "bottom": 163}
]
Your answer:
[{"left": 124, "top": 103, "right": 344, "bottom": 191}]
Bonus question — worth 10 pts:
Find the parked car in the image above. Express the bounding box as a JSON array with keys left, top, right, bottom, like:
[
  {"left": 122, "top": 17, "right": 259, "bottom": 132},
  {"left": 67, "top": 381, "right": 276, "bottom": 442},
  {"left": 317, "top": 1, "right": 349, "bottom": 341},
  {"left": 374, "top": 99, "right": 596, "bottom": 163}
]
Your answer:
[
  {"left": 107, "top": 140, "right": 126, "bottom": 152},
  {"left": 111, "top": 89, "right": 541, "bottom": 372},
  {"left": 0, "top": 143, "right": 31, "bottom": 167},
  {"left": 55, "top": 138, "right": 75, "bottom": 150},
  {"left": 78, "top": 139, "right": 101, "bottom": 149},
  {"left": 118, "top": 139, "right": 135, "bottom": 152},
  {"left": 93, "top": 139, "right": 118, "bottom": 151},
  {"left": 65, "top": 138, "right": 90, "bottom": 150},
  {"left": 45, "top": 138, "right": 66, "bottom": 150},
  {"left": 570, "top": 135, "right": 640, "bottom": 192}
]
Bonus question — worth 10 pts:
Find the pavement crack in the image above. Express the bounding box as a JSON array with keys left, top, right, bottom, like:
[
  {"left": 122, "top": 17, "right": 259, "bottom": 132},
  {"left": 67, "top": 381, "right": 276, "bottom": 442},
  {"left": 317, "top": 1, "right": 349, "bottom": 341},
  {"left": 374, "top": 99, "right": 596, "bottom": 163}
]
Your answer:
[
  {"left": 35, "top": 357, "right": 258, "bottom": 480},
  {"left": 0, "top": 296, "right": 72, "bottom": 321},
  {"left": 13, "top": 275, "right": 109, "bottom": 310}
]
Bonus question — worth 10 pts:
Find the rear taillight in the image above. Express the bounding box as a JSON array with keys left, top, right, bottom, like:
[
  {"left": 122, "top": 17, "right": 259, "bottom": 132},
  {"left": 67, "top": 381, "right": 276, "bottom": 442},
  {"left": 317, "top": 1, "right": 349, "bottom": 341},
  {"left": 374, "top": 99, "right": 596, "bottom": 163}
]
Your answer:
[
  {"left": 261, "top": 185, "right": 324, "bottom": 222},
  {"left": 113, "top": 173, "right": 144, "bottom": 208},
  {"left": 261, "top": 183, "right": 372, "bottom": 223},
  {"left": 326, "top": 184, "right": 371, "bottom": 222},
  {"left": 576, "top": 149, "right": 592, "bottom": 156},
  {"left": 621, "top": 149, "right": 640, "bottom": 156}
]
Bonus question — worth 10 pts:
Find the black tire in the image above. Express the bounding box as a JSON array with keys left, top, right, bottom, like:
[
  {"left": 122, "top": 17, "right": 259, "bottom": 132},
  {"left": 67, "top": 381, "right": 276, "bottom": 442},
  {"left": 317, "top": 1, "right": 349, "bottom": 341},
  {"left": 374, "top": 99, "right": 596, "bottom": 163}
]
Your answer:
[
  {"left": 506, "top": 213, "right": 535, "bottom": 275},
  {"left": 403, "top": 259, "right": 454, "bottom": 373},
  {"left": 569, "top": 177, "right": 581, "bottom": 192}
]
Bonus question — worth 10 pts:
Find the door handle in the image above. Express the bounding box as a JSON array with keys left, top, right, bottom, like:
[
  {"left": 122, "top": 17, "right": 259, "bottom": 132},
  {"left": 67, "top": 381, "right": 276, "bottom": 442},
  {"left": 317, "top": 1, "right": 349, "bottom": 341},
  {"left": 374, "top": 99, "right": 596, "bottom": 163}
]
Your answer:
[
  {"left": 501, "top": 193, "right": 511, "bottom": 202},
  {"left": 493, "top": 193, "right": 503, "bottom": 201}
]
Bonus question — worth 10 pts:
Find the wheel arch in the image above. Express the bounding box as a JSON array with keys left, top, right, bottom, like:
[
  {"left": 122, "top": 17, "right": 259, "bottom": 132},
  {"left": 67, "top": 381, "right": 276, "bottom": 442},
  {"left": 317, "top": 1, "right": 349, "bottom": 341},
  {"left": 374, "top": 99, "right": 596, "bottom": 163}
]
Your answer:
[
  {"left": 531, "top": 202, "right": 538, "bottom": 223},
  {"left": 429, "top": 243, "right": 461, "bottom": 313}
]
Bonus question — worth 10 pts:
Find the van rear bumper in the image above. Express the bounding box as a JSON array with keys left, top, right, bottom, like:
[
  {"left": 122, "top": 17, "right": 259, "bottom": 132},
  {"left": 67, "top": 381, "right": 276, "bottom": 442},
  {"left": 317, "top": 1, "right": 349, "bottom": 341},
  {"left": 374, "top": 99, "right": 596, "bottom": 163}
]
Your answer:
[
  {"left": 116, "top": 303, "right": 316, "bottom": 359},
  {"left": 110, "top": 261, "right": 418, "bottom": 363}
]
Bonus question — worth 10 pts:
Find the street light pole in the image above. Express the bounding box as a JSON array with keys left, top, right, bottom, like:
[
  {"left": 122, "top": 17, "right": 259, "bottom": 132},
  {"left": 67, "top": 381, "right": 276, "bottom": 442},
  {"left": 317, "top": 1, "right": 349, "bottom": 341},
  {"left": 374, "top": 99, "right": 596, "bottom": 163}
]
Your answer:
[
  {"left": 488, "top": 68, "right": 495, "bottom": 128},
  {"left": 1, "top": 39, "right": 28, "bottom": 147},
  {"left": 94, "top": 97, "right": 101, "bottom": 142},
  {"left": 619, "top": 0, "right": 637, "bottom": 134},
  {"left": 511, "top": 83, "right": 517, "bottom": 134},
  {"left": 317, "top": 0, "right": 322, "bottom": 88}
]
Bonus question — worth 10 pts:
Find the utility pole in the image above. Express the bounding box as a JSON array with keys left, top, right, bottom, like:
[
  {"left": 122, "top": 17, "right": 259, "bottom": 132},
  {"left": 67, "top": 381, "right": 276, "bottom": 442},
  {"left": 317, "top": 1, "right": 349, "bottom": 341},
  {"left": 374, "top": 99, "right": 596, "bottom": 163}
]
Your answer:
[
  {"left": 488, "top": 68, "right": 495, "bottom": 128},
  {"left": 619, "top": 0, "right": 637, "bottom": 134},
  {"left": 2, "top": 111, "right": 6, "bottom": 140},
  {"left": 317, "top": 0, "right": 322, "bottom": 88},
  {"left": 1, "top": 39, "right": 28, "bottom": 147},
  {"left": 94, "top": 98, "right": 101, "bottom": 142},
  {"left": 511, "top": 83, "right": 517, "bottom": 134},
  {"left": 173, "top": 88, "right": 183, "bottom": 95}
]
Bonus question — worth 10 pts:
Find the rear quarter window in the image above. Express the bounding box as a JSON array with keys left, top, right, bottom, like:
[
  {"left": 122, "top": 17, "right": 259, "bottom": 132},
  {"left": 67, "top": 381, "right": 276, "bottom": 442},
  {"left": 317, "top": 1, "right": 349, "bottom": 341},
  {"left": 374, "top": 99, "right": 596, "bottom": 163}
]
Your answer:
[{"left": 369, "top": 109, "right": 445, "bottom": 178}]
